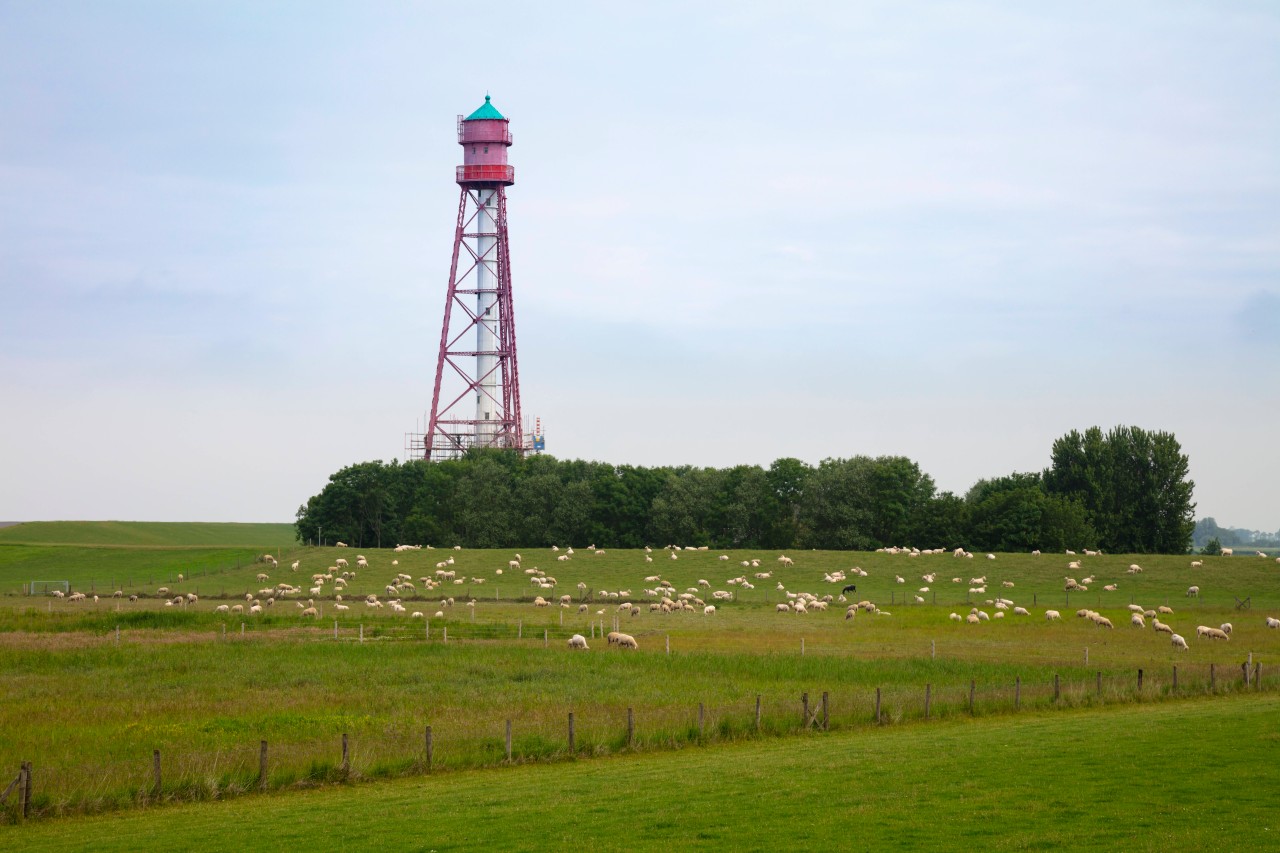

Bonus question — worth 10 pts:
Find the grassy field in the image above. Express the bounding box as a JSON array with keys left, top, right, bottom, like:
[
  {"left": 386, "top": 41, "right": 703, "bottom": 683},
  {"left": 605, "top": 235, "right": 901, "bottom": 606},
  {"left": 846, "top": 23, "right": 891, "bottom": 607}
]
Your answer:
[
  {"left": 2, "top": 531, "right": 1278, "bottom": 827},
  {"left": 0, "top": 521, "right": 296, "bottom": 548},
  {"left": 6, "top": 694, "right": 1278, "bottom": 851},
  {"left": 0, "top": 521, "right": 297, "bottom": 596}
]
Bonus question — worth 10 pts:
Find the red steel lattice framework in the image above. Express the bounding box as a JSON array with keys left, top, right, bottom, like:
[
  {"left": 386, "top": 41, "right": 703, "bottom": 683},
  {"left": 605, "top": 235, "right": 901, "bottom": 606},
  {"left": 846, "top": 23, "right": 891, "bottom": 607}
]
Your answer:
[{"left": 408, "top": 98, "right": 527, "bottom": 461}]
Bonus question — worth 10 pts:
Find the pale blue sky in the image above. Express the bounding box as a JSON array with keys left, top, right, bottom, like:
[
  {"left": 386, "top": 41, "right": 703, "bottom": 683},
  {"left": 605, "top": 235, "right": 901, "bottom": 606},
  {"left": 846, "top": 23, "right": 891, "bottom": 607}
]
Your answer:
[{"left": 1, "top": 1, "right": 1277, "bottom": 529}]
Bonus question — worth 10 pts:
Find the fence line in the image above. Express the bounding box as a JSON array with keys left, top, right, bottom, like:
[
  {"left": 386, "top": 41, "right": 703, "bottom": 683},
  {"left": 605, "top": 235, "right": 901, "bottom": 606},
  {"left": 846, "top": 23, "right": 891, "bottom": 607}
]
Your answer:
[{"left": 5, "top": 661, "right": 1275, "bottom": 825}]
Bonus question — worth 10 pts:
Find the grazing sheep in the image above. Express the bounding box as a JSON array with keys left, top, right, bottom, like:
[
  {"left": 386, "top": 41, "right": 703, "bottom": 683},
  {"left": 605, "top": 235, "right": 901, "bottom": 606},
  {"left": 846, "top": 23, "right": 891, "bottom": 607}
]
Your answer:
[
  {"left": 1220, "top": 622, "right": 1233, "bottom": 635},
  {"left": 1091, "top": 615, "right": 1114, "bottom": 629},
  {"left": 1012, "top": 606, "right": 1029, "bottom": 616},
  {"left": 966, "top": 613, "right": 980, "bottom": 624},
  {"left": 704, "top": 605, "right": 716, "bottom": 615},
  {"left": 1266, "top": 616, "right": 1280, "bottom": 629},
  {"left": 1152, "top": 619, "right": 1173, "bottom": 635},
  {"left": 776, "top": 603, "right": 790, "bottom": 613},
  {"left": 1190, "top": 560, "right": 1203, "bottom": 568},
  {"left": 1186, "top": 586, "right": 1199, "bottom": 597},
  {"left": 1158, "top": 606, "right": 1174, "bottom": 615},
  {"left": 1104, "top": 584, "right": 1118, "bottom": 592},
  {"left": 1130, "top": 613, "right": 1145, "bottom": 628},
  {"left": 533, "top": 596, "right": 548, "bottom": 607},
  {"left": 300, "top": 606, "right": 318, "bottom": 618},
  {"left": 1171, "top": 633, "right": 1189, "bottom": 650},
  {"left": 568, "top": 634, "right": 589, "bottom": 650},
  {"left": 615, "top": 633, "right": 638, "bottom": 650},
  {"left": 1045, "top": 610, "right": 1061, "bottom": 621},
  {"left": 1127, "top": 604, "right": 1146, "bottom": 614},
  {"left": 1221, "top": 548, "right": 1233, "bottom": 556},
  {"left": 214, "top": 604, "right": 230, "bottom": 613},
  {"left": 334, "top": 603, "right": 350, "bottom": 611}
]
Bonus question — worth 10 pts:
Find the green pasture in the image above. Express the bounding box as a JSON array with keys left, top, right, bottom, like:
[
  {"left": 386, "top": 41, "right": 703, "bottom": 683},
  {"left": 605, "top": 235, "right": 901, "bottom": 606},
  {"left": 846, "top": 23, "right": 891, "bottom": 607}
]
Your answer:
[
  {"left": 6, "top": 695, "right": 1278, "bottom": 851},
  {"left": 0, "top": 521, "right": 295, "bottom": 548},
  {"left": 2, "top": 536, "right": 1279, "bottom": 824}
]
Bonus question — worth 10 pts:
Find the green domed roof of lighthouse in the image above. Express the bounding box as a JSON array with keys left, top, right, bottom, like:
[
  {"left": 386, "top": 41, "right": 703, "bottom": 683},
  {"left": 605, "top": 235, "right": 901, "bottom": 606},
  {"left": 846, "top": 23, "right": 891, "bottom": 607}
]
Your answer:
[{"left": 464, "top": 94, "right": 506, "bottom": 121}]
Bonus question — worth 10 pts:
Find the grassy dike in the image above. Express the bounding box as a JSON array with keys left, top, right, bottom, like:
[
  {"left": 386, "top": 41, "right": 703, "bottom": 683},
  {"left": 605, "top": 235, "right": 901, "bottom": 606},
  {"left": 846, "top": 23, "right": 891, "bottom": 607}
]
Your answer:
[{"left": 6, "top": 694, "right": 1277, "bottom": 851}]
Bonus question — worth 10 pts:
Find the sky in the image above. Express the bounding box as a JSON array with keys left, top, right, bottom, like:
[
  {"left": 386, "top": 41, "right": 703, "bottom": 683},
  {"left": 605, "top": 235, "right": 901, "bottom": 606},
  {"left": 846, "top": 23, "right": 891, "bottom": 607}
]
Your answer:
[{"left": 1, "top": 1, "right": 1277, "bottom": 530}]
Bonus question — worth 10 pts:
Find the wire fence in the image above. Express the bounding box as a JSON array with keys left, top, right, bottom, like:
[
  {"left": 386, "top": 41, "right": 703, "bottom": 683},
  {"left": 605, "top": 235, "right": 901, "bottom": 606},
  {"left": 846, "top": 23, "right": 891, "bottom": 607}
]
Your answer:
[{"left": 4, "top": 658, "right": 1273, "bottom": 824}]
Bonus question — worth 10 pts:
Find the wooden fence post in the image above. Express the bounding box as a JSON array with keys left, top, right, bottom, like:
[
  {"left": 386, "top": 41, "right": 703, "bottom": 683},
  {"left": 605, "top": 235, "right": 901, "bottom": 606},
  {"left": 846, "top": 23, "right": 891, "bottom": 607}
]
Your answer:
[
  {"left": 924, "top": 684, "right": 931, "bottom": 720},
  {"left": 969, "top": 679, "right": 975, "bottom": 714},
  {"left": 1096, "top": 671, "right": 1102, "bottom": 698},
  {"left": 755, "top": 694, "right": 762, "bottom": 732},
  {"left": 666, "top": 634, "right": 671, "bottom": 656},
  {"left": 802, "top": 692, "right": 810, "bottom": 728},
  {"left": 15, "top": 764, "right": 27, "bottom": 823},
  {"left": 258, "top": 740, "right": 268, "bottom": 790},
  {"left": 505, "top": 720, "right": 512, "bottom": 763},
  {"left": 544, "top": 628, "right": 548, "bottom": 648},
  {"left": 425, "top": 725, "right": 434, "bottom": 772},
  {"left": 627, "top": 707, "right": 635, "bottom": 747},
  {"left": 1242, "top": 662, "right": 1250, "bottom": 686},
  {"left": 342, "top": 733, "right": 349, "bottom": 775},
  {"left": 443, "top": 626, "right": 447, "bottom": 643},
  {"left": 568, "top": 712, "right": 576, "bottom": 754},
  {"left": 822, "top": 691, "right": 829, "bottom": 731},
  {"left": 698, "top": 703, "right": 705, "bottom": 738},
  {"left": 518, "top": 620, "right": 522, "bottom": 639},
  {"left": 1015, "top": 676, "right": 1021, "bottom": 709},
  {"left": 1210, "top": 662, "right": 1215, "bottom": 690},
  {"left": 1138, "top": 668, "right": 1144, "bottom": 691},
  {"left": 875, "top": 687, "right": 882, "bottom": 724},
  {"left": 1054, "top": 674, "right": 1060, "bottom": 702},
  {"left": 1172, "top": 665, "right": 1178, "bottom": 691},
  {"left": 23, "top": 762, "right": 31, "bottom": 820},
  {"left": 152, "top": 749, "right": 161, "bottom": 796}
]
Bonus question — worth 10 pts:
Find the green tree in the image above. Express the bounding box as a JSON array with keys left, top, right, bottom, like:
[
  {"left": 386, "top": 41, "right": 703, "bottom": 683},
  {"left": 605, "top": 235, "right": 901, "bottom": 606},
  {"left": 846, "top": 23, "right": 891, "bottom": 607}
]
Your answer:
[{"left": 1046, "top": 426, "right": 1195, "bottom": 553}]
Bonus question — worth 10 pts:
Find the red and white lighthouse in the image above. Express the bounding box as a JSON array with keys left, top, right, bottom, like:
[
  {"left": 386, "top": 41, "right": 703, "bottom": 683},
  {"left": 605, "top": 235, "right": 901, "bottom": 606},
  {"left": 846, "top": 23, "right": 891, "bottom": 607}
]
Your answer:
[{"left": 412, "top": 95, "right": 528, "bottom": 460}]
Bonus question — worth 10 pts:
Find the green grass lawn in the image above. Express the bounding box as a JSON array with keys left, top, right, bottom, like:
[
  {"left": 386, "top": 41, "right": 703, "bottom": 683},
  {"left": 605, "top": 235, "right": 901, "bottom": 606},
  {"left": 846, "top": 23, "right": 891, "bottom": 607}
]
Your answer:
[{"left": 6, "top": 694, "right": 1278, "bottom": 851}]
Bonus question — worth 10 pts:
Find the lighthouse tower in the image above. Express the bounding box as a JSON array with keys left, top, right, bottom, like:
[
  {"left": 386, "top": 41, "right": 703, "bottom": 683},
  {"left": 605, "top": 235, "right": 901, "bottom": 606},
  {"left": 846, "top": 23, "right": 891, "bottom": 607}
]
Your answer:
[{"left": 417, "top": 95, "right": 527, "bottom": 460}]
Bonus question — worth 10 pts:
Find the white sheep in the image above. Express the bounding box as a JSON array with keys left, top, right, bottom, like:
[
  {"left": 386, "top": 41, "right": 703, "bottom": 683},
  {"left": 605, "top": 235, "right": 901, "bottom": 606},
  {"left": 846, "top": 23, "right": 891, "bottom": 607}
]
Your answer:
[
  {"left": 615, "top": 633, "right": 638, "bottom": 650},
  {"left": 1044, "top": 610, "right": 1061, "bottom": 621},
  {"left": 1220, "top": 622, "right": 1232, "bottom": 635},
  {"left": 704, "top": 605, "right": 716, "bottom": 615},
  {"left": 1186, "top": 586, "right": 1199, "bottom": 597},
  {"left": 1130, "top": 613, "right": 1145, "bottom": 628},
  {"left": 568, "top": 634, "right": 589, "bottom": 650},
  {"left": 1266, "top": 617, "right": 1280, "bottom": 629},
  {"left": 1171, "top": 633, "right": 1189, "bottom": 651}
]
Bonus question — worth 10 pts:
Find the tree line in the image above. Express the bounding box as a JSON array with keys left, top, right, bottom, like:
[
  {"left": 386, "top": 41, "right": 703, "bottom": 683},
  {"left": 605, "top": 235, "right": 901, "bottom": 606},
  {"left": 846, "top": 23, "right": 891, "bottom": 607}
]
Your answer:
[{"left": 295, "top": 425, "right": 1196, "bottom": 554}]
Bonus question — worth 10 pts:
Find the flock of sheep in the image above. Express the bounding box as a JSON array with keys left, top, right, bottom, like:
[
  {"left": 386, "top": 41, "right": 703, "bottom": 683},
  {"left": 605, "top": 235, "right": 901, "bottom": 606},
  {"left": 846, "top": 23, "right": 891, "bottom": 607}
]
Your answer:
[{"left": 45, "top": 544, "right": 1280, "bottom": 653}]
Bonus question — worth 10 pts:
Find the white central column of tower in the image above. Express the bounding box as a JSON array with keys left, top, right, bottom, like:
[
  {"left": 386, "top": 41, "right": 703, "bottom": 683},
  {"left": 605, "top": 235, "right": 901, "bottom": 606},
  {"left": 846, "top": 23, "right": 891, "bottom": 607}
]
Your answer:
[{"left": 475, "top": 189, "right": 500, "bottom": 445}]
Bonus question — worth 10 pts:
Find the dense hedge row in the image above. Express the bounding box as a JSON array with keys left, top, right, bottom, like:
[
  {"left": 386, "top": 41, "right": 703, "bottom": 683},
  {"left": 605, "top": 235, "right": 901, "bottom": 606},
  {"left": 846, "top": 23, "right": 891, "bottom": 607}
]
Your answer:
[{"left": 296, "top": 426, "right": 1195, "bottom": 554}]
